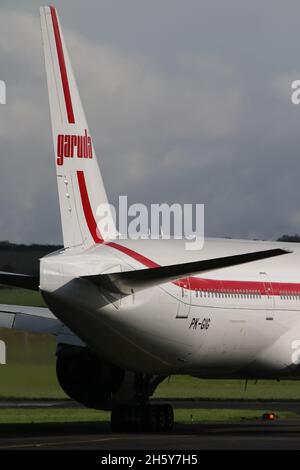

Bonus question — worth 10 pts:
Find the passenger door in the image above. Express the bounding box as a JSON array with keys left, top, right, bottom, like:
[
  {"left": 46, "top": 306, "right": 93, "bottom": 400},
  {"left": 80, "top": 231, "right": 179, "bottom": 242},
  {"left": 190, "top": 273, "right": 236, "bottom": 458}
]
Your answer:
[
  {"left": 260, "top": 271, "right": 274, "bottom": 320},
  {"left": 176, "top": 279, "right": 191, "bottom": 319}
]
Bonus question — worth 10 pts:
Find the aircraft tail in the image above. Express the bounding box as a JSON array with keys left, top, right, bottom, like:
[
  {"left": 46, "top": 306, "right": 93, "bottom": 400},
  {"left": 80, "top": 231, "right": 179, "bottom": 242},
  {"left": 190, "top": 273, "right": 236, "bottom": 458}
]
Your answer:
[{"left": 40, "top": 6, "right": 113, "bottom": 248}]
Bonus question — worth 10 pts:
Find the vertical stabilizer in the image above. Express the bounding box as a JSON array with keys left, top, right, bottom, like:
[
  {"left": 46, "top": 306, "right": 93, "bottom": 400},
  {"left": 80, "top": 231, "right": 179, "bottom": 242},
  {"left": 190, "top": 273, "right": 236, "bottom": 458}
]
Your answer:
[{"left": 40, "top": 5, "right": 113, "bottom": 248}]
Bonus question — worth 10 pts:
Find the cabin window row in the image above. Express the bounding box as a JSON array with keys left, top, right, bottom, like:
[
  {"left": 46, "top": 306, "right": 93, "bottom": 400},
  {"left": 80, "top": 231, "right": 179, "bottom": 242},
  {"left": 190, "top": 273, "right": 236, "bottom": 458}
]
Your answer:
[
  {"left": 184, "top": 289, "right": 262, "bottom": 299},
  {"left": 182, "top": 290, "right": 300, "bottom": 300}
]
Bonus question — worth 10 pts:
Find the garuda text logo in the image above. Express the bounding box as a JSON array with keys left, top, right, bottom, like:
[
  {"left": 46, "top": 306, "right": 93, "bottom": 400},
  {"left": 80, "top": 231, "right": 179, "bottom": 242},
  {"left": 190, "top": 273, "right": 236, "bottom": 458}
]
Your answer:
[{"left": 56, "top": 129, "right": 93, "bottom": 166}]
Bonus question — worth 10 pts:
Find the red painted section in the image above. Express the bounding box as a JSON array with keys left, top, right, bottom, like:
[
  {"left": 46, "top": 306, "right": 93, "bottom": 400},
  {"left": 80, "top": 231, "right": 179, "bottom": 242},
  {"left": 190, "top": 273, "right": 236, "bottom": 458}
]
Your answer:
[
  {"left": 107, "top": 242, "right": 160, "bottom": 269},
  {"left": 175, "top": 276, "right": 300, "bottom": 296},
  {"left": 50, "top": 6, "right": 75, "bottom": 124},
  {"left": 76, "top": 171, "right": 103, "bottom": 244}
]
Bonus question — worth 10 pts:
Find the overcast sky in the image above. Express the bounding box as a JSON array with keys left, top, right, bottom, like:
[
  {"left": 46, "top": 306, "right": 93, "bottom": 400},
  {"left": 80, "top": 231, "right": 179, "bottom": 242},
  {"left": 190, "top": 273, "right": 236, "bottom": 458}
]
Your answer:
[{"left": 0, "top": 0, "right": 300, "bottom": 244}]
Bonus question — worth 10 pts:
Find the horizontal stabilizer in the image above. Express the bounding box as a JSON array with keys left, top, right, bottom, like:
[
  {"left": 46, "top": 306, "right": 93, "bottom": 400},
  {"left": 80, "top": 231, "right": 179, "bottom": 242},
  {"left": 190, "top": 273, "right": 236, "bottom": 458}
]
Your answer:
[
  {"left": 0, "top": 304, "right": 85, "bottom": 346},
  {"left": 83, "top": 248, "right": 290, "bottom": 295},
  {"left": 0, "top": 272, "right": 39, "bottom": 291}
]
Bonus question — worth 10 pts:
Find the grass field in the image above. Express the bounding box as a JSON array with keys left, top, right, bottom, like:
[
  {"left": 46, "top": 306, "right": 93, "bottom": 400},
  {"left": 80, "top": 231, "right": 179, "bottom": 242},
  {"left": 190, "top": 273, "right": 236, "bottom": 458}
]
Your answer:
[
  {"left": 1, "top": 288, "right": 300, "bottom": 401},
  {"left": 0, "top": 408, "right": 296, "bottom": 425}
]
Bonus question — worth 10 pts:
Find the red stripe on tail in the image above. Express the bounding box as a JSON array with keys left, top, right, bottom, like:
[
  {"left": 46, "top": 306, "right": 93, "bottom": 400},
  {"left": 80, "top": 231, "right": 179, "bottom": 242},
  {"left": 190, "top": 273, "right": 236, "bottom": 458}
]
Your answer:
[
  {"left": 50, "top": 5, "right": 75, "bottom": 124},
  {"left": 77, "top": 170, "right": 103, "bottom": 244}
]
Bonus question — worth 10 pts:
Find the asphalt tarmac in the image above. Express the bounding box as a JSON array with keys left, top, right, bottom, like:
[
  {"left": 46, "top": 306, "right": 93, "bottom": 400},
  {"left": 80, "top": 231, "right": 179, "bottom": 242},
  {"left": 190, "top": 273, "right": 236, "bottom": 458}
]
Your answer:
[
  {"left": 0, "top": 400, "right": 300, "bottom": 449},
  {"left": 0, "top": 420, "right": 300, "bottom": 449},
  {"left": 0, "top": 398, "right": 300, "bottom": 412}
]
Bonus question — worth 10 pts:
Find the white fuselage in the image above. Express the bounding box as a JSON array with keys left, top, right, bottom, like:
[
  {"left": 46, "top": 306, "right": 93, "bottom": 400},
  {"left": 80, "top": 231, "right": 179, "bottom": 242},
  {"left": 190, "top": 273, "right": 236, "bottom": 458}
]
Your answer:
[
  {"left": 38, "top": 7, "right": 300, "bottom": 381},
  {"left": 40, "top": 237, "right": 300, "bottom": 379}
]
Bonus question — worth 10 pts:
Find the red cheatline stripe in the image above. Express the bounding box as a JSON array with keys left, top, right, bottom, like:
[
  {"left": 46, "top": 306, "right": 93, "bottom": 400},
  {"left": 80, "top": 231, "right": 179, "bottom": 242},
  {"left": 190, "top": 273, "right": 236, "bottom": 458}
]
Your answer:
[
  {"left": 107, "top": 242, "right": 160, "bottom": 269},
  {"left": 174, "top": 277, "right": 300, "bottom": 296},
  {"left": 77, "top": 171, "right": 103, "bottom": 244},
  {"left": 76, "top": 170, "right": 300, "bottom": 295},
  {"left": 50, "top": 5, "right": 75, "bottom": 124}
]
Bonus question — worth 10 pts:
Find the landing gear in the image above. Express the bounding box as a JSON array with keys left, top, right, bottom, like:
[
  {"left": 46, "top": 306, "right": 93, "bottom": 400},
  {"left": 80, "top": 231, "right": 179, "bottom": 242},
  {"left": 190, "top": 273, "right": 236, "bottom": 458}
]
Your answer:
[{"left": 111, "top": 404, "right": 174, "bottom": 433}]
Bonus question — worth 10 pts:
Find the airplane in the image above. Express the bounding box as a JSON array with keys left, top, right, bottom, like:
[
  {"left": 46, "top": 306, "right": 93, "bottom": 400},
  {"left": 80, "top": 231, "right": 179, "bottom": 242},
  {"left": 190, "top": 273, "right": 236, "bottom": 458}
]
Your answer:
[{"left": 0, "top": 5, "right": 299, "bottom": 432}]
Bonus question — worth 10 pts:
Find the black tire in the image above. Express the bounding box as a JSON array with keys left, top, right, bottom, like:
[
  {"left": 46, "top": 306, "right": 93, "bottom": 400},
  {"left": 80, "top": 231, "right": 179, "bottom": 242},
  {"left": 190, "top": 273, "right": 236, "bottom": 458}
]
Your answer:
[{"left": 111, "top": 404, "right": 174, "bottom": 433}]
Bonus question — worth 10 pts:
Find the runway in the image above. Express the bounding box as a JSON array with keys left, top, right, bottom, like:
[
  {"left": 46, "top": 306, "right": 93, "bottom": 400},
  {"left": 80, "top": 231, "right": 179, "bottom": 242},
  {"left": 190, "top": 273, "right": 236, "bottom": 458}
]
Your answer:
[
  {"left": 1, "top": 399, "right": 300, "bottom": 449},
  {"left": 1, "top": 420, "right": 300, "bottom": 449},
  {"left": 1, "top": 398, "right": 300, "bottom": 412}
]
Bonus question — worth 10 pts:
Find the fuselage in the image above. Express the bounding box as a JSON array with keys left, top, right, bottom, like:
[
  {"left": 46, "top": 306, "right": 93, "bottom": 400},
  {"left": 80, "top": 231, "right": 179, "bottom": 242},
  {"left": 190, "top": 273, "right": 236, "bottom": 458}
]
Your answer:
[
  {"left": 40, "top": 237, "right": 300, "bottom": 379},
  {"left": 37, "top": 7, "right": 300, "bottom": 382}
]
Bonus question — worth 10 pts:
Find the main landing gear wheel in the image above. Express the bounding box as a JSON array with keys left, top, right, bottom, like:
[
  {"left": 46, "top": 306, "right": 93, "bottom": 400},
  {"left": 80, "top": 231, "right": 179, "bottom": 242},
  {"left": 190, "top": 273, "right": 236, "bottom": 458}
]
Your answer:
[{"left": 111, "top": 404, "right": 174, "bottom": 433}]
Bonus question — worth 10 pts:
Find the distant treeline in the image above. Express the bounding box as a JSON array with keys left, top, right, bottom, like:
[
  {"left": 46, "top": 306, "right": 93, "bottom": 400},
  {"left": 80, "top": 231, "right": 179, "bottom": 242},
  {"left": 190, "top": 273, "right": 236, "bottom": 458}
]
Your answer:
[
  {"left": 0, "top": 241, "right": 62, "bottom": 275},
  {"left": 0, "top": 235, "right": 299, "bottom": 275},
  {"left": 276, "top": 234, "right": 300, "bottom": 243}
]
